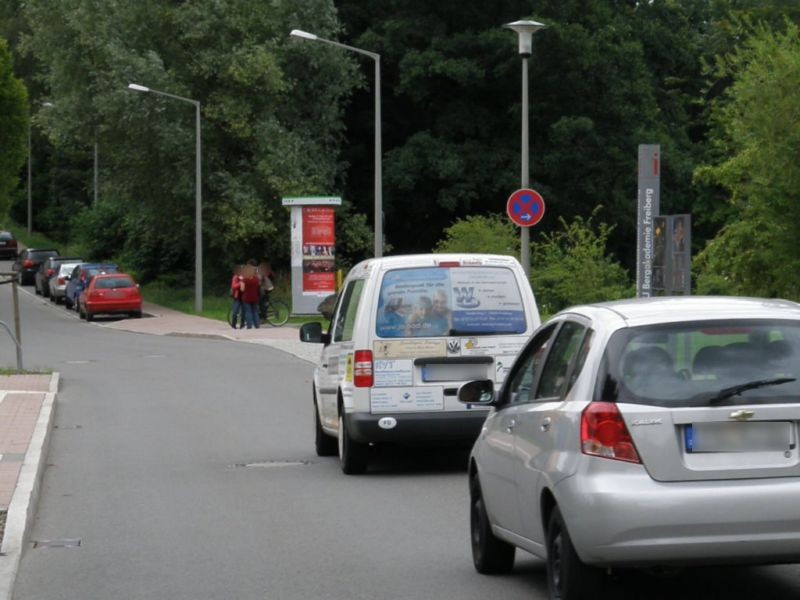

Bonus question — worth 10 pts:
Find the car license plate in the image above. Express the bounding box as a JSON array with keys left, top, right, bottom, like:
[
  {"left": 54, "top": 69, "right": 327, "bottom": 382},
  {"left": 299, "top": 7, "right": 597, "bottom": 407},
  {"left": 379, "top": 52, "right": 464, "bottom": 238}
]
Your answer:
[
  {"left": 106, "top": 291, "right": 123, "bottom": 299},
  {"left": 685, "top": 421, "right": 792, "bottom": 453}
]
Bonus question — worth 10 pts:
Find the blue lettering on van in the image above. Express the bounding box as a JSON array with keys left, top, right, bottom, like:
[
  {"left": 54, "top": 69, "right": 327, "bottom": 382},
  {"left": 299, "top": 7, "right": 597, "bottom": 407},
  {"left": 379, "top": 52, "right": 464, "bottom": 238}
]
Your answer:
[{"left": 453, "top": 286, "right": 480, "bottom": 308}]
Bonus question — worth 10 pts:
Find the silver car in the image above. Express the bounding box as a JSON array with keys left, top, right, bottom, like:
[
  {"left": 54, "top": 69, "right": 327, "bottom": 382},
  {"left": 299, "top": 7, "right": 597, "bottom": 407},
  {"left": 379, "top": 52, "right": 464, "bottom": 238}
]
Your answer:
[
  {"left": 461, "top": 297, "right": 800, "bottom": 600},
  {"left": 48, "top": 261, "right": 82, "bottom": 304}
]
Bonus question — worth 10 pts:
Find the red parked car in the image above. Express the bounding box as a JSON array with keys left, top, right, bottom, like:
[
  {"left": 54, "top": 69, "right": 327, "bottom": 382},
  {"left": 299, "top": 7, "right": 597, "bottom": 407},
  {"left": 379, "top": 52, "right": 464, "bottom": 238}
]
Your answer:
[{"left": 78, "top": 274, "right": 142, "bottom": 321}]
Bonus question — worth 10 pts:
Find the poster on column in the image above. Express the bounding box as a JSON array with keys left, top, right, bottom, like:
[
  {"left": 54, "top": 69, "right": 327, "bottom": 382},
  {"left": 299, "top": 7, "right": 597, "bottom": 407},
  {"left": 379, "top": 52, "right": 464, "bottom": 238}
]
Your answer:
[{"left": 302, "top": 206, "right": 336, "bottom": 294}]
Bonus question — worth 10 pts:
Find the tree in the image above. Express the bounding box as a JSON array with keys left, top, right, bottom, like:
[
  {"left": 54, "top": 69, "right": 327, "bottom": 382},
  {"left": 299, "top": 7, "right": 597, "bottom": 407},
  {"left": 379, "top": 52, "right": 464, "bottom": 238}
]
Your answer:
[
  {"left": 0, "top": 36, "right": 27, "bottom": 219},
  {"left": 434, "top": 214, "right": 518, "bottom": 255},
  {"left": 530, "top": 209, "right": 633, "bottom": 316},
  {"left": 695, "top": 21, "right": 800, "bottom": 299},
  {"left": 8, "top": 0, "right": 360, "bottom": 288}
]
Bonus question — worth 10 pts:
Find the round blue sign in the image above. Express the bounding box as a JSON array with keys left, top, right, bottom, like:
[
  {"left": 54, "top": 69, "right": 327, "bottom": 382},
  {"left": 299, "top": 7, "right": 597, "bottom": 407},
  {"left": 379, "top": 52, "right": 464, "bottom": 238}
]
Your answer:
[{"left": 506, "top": 188, "right": 545, "bottom": 227}]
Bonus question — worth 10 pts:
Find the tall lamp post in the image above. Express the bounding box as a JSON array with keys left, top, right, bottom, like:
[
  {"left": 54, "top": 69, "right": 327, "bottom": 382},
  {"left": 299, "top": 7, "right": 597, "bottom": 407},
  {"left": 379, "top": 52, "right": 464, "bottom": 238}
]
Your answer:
[
  {"left": 504, "top": 20, "right": 545, "bottom": 279},
  {"left": 290, "top": 29, "right": 383, "bottom": 258},
  {"left": 27, "top": 101, "right": 54, "bottom": 236},
  {"left": 128, "top": 83, "right": 203, "bottom": 312}
]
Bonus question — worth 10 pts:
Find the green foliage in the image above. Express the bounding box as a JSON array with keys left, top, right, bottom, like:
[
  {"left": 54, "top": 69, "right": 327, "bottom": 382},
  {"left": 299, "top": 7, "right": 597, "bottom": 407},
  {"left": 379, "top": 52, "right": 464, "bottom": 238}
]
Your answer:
[
  {"left": 0, "top": 36, "right": 27, "bottom": 219},
  {"left": 531, "top": 209, "right": 633, "bottom": 315},
  {"left": 3, "top": 0, "right": 361, "bottom": 286},
  {"left": 695, "top": 21, "right": 800, "bottom": 299},
  {"left": 434, "top": 214, "right": 518, "bottom": 255}
]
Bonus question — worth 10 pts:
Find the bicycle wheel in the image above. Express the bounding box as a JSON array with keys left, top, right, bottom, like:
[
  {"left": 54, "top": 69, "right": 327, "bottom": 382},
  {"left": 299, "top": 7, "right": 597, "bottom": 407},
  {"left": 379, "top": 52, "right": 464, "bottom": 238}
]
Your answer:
[
  {"left": 265, "top": 299, "right": 290, "bottom": 327},
  {"left": 227, "top": 305, "right": 237, "bottom": 328}
]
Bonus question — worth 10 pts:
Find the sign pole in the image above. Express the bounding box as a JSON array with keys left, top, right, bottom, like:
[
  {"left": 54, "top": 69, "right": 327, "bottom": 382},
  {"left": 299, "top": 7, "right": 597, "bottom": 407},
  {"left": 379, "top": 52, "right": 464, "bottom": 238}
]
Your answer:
[{"left": 520, "top": 56, "right": 530, "bottom": 279}]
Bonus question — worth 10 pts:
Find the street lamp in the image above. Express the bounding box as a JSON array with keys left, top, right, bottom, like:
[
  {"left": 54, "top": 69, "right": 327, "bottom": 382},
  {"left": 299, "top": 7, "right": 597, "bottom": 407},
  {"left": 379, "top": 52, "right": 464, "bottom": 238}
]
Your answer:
[
  {"left": 27, "top": 101, "right": 54, "bottom": 236},
  {"left": 504, "top": 19, "right": 545, "bottom": 279},
  {"left": 128, "top": 83, "right": 203, "bottom": 312},
  {"left": 290, "top": 29, "right": 384, "bottom": 257}
]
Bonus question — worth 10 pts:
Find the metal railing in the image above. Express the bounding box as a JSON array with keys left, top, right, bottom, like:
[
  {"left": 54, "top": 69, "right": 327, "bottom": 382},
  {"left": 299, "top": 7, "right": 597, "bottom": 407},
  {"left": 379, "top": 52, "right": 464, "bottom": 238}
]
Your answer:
[{"left": 0, "top": 272, "right": 24, "bottom": 371}]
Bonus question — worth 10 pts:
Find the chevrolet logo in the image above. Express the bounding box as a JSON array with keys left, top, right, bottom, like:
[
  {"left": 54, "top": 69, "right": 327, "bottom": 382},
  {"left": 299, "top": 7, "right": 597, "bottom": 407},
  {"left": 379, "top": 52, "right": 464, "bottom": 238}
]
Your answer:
[{"left": 729, "top": 410, "right": 755, "bottom": 421}]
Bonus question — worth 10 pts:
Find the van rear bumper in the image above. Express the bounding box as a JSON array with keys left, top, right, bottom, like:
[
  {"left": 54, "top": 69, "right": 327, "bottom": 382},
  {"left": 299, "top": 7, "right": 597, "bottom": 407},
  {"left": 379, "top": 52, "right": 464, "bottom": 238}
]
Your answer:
[{"left": 345, "top": 410, "right": 489, "bottom": 444}]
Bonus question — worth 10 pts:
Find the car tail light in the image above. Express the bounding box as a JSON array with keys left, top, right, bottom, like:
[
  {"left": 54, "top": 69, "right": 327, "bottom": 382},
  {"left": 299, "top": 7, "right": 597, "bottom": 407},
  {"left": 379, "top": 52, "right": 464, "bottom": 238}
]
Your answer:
[
  {"left": 57, "top": 277, "right": 65, "bottom": 285},
  {"left": 22, "top": 259, "right": 33, "bottom": 268},
  {"left": 353, "top": 350, "right": 374, "bottom": 388},
  {"left": 581, "top": 402, "right": 641, "bottom": 464},
  {"left": 46, "top": 268, "right": 55, "bottom": 277}
]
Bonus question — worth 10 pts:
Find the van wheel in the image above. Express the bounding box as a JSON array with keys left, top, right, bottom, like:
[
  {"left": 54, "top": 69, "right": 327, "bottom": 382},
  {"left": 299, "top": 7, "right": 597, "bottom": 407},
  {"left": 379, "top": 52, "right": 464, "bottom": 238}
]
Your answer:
[
  {"left": 470, "top": 475, "right": 515, "bottom": 574},
  {"left": 314, "top": 394, "right": 337, "bottom": 457},
  {"left": 338, "top": 413, "right": 367, "bottom": 475},
  {"left": 546, "top": 506, "right": 603, "bottom": 600}
]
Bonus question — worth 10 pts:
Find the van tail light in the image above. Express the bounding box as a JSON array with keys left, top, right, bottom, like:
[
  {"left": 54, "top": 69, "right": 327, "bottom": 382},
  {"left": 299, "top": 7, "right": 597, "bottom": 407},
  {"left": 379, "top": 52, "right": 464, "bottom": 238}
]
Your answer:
[
  {"left": 581, "top": 402, "right": 641, "bottom": 464},
  {"left": 22, "top": 259, "right": 33, "bottom": 268},
  {"left": 353, "top": 350, "right": 374, "bottom": 388},
  {"left": 437, "top": 261, "right": 460, "bottom": 268}
]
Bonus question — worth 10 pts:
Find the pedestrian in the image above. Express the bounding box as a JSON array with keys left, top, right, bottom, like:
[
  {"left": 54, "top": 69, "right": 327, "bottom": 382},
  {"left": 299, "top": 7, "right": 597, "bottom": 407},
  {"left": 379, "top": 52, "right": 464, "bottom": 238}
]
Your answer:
[
  {"left": 241, "top": 259, "right": 261, "bottom": 329},
  {"left": 258, "top": 260, "right": 276, "bottom": 319},
  {"left": 229, "top": 265, "right": 245, "bottom": 329}
]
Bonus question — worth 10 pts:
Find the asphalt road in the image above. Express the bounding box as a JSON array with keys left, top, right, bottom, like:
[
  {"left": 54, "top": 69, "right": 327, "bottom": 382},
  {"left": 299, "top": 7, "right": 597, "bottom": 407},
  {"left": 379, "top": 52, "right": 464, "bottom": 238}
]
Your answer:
[{"left": 1, "top": 264, "right": 800, "bottom": 599}]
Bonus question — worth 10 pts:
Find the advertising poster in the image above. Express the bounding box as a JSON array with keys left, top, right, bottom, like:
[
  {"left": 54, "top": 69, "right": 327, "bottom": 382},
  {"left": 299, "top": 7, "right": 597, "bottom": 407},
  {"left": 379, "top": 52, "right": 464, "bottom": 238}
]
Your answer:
[
  {"left": 302, "top": 207, "right": 336, "bottom": 293},
  {"left": 375, "top": 267, "right": 526, "bottom": 338}
]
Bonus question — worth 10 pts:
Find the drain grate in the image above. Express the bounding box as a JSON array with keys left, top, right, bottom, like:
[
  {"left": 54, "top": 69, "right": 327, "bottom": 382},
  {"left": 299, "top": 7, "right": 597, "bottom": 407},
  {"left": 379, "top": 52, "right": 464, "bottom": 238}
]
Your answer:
[
  {"left": 33, "top": 538, "right": 81, "bottom": 549},
  {"left": 233, "top": 460, "right": 313, "bottom": 469}
]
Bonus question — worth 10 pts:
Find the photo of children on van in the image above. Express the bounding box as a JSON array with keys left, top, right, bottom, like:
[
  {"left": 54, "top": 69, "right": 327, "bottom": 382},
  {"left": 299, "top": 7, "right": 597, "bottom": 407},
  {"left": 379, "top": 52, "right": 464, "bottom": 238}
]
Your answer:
[{"left": 376, "top": 267, "right": 526, "bottom": 338}]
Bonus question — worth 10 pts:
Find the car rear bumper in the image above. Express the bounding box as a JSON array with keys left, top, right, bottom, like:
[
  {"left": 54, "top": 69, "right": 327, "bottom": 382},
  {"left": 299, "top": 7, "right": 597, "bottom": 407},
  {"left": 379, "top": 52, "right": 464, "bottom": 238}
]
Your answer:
[
  {"left": 555, "top": 467, "right": 800, "bottom": 567},
  {"left": 0, "top": 249, "right": 17, "bottom": 258},
  {"left": 86, "top": 300, "right": 142, "bottom": 315},
  {"left": 344, "top": 409, "right": 488, "bottom": 445}
]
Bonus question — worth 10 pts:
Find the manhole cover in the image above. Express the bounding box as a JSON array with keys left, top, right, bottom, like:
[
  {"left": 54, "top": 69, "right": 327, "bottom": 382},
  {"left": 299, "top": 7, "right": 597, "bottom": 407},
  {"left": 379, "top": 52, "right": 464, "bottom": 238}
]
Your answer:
[
  {"left": 233, "top": 460, "right": 313, "bottom": 469},
  {"left": 33, "top": 538, "right": 81, "bottom": 549}
]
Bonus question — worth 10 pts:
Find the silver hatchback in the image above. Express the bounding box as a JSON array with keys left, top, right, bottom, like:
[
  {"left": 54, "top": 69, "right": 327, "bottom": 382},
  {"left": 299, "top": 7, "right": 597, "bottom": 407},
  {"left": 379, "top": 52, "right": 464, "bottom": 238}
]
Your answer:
[{"left": 461, "top": 297, "right": 800, "bottom": 600}]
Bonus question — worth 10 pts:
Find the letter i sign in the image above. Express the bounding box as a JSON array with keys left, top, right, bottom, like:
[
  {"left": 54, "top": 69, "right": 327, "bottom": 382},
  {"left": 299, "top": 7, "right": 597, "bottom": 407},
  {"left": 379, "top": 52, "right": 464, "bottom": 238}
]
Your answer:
[{"left": 506, "top": 188, "right": 545, "bottom": 227}]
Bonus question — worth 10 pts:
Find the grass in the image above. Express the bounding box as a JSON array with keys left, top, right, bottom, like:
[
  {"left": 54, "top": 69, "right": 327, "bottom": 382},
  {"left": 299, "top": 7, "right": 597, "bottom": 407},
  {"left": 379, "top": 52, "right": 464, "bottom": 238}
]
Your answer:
[
  {"left": 0, "top": 368, "right": 52, "bottom": 375},
  {"left": 3, "top": 221, "right": 85, "bottom": 257}
]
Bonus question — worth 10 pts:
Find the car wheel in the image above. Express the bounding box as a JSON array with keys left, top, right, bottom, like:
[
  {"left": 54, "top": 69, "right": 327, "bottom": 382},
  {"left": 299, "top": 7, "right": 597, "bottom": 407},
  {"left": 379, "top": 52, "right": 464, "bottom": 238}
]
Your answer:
[
  {"left": 546, "top": 506, "right": 604, "bottom": 600},
  {"left": 131, "top": 311, "right": 142, "bottom": 318},
  {"left": 314, "top": 393, "right": 337, "bottom": 457},
  {"left": 34, "top": 281, "right": 40, "bottom": 295},
  {"left": 338, "top": 412, "right": 367, "bottom": 475},
  {"left": 469, "top": 475, "right": 515, "bottom": 574},
  {"left": 85, "top": 310, "right": 93, "bottom": 322}
]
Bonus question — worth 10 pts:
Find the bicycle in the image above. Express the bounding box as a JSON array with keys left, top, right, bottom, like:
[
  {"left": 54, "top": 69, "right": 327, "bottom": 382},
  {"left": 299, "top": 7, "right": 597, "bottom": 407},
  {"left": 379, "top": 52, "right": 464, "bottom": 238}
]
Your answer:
[{"left": 228, "top": 296, "right": 290, "bottom": 328}]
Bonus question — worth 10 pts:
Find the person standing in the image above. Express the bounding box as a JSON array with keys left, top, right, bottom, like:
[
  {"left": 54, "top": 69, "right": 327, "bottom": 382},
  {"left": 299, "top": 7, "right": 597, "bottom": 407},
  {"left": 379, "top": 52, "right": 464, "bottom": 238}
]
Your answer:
[
  {"left": 229, "top": 265, "right": 245, "bottom": 329},
  {"left": 241, "top": 260, "right": 261, "bottom": 329},
  {"left": 258, "top": 260, "right": 275, "bottom": 319}
]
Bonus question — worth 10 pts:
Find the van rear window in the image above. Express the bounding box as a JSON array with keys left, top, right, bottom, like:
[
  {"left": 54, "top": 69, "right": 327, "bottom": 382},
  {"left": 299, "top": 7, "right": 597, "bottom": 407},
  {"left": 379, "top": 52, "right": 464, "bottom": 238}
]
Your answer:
[{"left": 376, "top": 266, "right": 526, "bottom": 338}]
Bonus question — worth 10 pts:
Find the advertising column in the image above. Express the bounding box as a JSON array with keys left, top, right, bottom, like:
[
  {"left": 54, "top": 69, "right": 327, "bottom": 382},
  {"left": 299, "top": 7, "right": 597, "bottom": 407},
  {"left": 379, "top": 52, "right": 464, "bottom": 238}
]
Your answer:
[{"left": 282, "top": 196, "right": 342, "bottom": 314}]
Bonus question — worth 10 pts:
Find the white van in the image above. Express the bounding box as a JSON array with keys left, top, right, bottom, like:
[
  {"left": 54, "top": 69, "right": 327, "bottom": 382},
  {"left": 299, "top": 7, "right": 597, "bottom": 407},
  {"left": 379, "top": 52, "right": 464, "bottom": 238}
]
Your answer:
[{"left": 299, "top": 254, "right": 540, "bottom": 474}]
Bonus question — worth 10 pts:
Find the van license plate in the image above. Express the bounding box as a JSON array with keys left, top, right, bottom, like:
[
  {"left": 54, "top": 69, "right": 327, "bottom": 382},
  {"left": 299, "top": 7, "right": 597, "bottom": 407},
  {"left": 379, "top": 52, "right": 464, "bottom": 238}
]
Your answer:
[{"left": 685, "top": 422, "right": 791, "bottom": 453}]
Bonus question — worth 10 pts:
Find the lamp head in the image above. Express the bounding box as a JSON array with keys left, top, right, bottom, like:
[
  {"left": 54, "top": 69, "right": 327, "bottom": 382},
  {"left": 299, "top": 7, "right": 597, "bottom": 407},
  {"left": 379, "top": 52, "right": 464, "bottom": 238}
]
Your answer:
[
  {"left": 503, "top": 20, "right": 546, "bottom": 56},
  {"left": 128, "top": 83, "right": 150, "bottom": 93},
  {"left": 290, "top": 29, "right": 318, "bottom": 41}
]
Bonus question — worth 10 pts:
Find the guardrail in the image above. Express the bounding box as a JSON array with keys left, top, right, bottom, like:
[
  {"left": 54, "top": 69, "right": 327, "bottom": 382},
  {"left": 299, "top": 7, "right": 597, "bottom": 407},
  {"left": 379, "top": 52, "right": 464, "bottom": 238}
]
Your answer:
[{"left": 0, "top": 272, "right": 24, "bottom": 371}]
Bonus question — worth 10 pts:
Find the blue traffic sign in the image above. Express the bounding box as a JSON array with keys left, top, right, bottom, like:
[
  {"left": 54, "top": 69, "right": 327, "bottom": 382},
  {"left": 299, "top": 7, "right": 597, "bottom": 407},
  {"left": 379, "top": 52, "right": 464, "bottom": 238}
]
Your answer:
[{"left": 507, "top": 188, "right": 545, "bottom": 227}]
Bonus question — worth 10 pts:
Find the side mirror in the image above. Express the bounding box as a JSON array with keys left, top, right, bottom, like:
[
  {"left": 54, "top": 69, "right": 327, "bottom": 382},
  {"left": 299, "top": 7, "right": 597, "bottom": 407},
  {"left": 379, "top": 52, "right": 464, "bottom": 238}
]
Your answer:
[
  {"left": 300, "top": 322, "right": 325, "bottom": 343},
  {"left": 457, "top": 380, "right": 496, "bottom": 406}
]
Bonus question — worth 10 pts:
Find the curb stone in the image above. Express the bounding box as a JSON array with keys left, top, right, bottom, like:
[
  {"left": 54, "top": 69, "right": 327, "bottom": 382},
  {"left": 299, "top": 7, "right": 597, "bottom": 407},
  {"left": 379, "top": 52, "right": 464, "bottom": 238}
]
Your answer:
[{"left": 0, "top": 372, "right": 59, "bottom": 600}]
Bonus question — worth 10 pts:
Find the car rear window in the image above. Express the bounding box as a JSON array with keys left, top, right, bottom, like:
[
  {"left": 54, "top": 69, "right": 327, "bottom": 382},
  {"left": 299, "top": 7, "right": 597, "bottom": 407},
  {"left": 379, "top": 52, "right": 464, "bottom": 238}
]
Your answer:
[
  {"left": 596, "top": 320, "right": 800, "bottom": 407},
  {"left": 0, "top": 232, "right": 14, "bottom": 241},
  {"left": 376, "top": 266, "right": 526, "bottom": 338},
  {"left": 95, "top": 277, "right": 134, "bottom": 289},
  {"left": 29, "top": 250, "right": 59, "bottom": 260}
]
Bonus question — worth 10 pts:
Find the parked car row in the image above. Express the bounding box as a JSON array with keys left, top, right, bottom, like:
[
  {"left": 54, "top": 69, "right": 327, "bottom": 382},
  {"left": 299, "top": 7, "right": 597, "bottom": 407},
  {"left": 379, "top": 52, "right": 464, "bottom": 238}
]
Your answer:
[
  {"left": 301, "top": 253, "right": 800, "bottom": 600},
  {"left": 9, "top": 247, "right": 143, "bottom": 321}
]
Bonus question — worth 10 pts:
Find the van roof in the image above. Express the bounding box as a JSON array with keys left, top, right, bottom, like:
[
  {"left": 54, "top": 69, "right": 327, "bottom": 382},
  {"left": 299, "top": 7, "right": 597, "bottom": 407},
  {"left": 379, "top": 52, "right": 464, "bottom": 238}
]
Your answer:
[{"left": 347, "top": 253, "right": 521, "bottom": 279}]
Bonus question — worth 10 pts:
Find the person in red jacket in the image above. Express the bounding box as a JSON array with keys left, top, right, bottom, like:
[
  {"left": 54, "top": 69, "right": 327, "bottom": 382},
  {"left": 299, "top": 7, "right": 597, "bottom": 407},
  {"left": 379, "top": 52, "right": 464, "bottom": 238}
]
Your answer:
[
  {"left": 241, "top": 259, "right": 261, "bottom": 329},
  {"left": 229, "top": 265, "right": 245, "bottom": 329}
]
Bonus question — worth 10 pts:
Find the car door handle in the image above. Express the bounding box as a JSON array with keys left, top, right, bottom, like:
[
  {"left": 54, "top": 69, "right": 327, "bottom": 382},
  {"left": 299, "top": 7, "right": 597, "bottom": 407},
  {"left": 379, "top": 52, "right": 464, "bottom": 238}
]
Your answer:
[
  {"left": 540, "top": 417, "right": 552, "bottom": 432},
  {"left": 505, "top": 418, "right": 516, "bottom": 433}
]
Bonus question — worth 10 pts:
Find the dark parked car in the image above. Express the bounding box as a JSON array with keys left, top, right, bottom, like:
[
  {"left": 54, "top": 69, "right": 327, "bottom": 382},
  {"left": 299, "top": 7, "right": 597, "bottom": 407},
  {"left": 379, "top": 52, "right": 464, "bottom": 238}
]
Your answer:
[
  {"left": 0, "top": 231, "right": 18, "bottom": 259},
  {"left": 35, "top": 256, "right": 83, "bottom": 297},
  {"left": 13, "top": 248, "right": 60, "bottom": 285},
  {"left": 64, "top": 263, "right": 118, "bottom": 310}
]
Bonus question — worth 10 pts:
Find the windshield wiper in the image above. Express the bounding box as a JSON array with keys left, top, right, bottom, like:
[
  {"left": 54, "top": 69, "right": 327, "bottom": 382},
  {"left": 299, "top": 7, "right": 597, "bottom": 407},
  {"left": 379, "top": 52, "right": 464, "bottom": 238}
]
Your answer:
[{"left": 708, "top": 377, "right": 796, "bottom": 405}]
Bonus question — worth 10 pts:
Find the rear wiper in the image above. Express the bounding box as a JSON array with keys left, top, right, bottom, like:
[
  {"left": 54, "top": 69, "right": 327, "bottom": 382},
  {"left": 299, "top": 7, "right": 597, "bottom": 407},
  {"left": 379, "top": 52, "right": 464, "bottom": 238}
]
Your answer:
[
  {"left": 448, "top": 329, "right": 509, "bottom": 336},
  {"left": 708, "top": 377, "right": 796, "bottom": 405}
]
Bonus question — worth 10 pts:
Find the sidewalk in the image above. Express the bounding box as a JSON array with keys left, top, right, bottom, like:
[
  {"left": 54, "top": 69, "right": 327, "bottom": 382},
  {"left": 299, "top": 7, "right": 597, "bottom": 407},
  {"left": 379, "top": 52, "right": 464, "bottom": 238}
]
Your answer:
[{"left": 0, "top": 299, "right": 321, "bottom": 600}]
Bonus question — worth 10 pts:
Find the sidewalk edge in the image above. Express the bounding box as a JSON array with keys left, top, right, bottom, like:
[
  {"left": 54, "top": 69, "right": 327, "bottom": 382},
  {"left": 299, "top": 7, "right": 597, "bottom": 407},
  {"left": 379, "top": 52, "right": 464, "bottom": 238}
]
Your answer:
[{"left": 0, "top": 372, "right": 59, "bottom": 600}]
